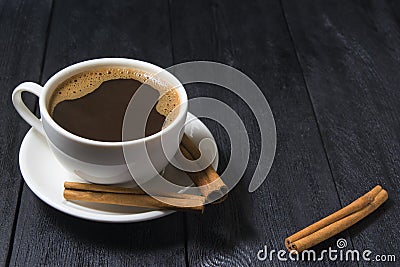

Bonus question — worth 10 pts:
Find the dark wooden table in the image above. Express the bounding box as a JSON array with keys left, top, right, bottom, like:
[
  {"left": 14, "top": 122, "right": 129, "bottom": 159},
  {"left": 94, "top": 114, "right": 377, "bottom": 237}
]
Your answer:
[{"left": 1, "top": 0, "right": 399, "bottom": 266}]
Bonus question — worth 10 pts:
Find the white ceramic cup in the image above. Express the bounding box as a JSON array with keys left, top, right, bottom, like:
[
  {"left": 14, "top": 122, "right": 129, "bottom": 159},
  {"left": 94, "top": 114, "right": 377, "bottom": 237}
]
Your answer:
[{"left": 12, "top": 58, "right": 188, "bottom": 184}]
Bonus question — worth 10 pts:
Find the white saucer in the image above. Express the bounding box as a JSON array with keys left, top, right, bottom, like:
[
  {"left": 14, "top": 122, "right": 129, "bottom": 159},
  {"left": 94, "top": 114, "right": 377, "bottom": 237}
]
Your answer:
[{"left": 19, "top": 113, "right": 218, "bottom": 223}]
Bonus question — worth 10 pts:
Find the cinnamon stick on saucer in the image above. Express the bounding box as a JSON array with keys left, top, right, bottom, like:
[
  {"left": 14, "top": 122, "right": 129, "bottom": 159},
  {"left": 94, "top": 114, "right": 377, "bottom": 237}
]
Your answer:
[
  {"left": 64, "top": 182, "right": 205, "bottom": 201},
  {"left": 180, "top": 134, "right": 228, "bottom": 203},
  {"left": 285, "top": 185, "right": 388, "bottom": 253},
  {"left": 63, "top": 182, "right": 205, "bottom": 212}
]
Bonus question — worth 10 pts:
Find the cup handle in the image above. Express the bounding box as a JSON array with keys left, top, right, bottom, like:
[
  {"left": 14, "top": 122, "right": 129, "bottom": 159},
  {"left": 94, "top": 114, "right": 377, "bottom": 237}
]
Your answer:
[{"left": 12, "top": 82, "right": 45, "bottom": 136}]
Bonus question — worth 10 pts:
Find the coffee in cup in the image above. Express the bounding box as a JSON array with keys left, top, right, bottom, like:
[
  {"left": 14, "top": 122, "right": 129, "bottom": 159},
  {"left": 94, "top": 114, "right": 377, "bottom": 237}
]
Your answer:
[{"left": 48, "top": 67, "right": 180, "bottom": 142}]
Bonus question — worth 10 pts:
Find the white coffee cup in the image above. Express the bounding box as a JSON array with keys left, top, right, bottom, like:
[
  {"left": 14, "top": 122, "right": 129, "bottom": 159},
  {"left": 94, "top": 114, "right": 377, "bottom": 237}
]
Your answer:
[{"left": 12, "top": 58, "right": 188, "bottom": 184}]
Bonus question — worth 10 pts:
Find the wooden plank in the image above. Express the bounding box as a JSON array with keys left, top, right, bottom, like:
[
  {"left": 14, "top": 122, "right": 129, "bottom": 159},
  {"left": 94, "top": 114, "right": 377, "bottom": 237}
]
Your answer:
[
  {"left": 282, "top": 0, "right": 400, "bottom": 259},
  {"left": 0, "top": 0, "right": 52, "bottom": 265},
  {"left": 170, "top": 0, "right": 351, "bottom": 265},
  {"left": 9, "top": 0, "right": 186, "bottom": 266}
]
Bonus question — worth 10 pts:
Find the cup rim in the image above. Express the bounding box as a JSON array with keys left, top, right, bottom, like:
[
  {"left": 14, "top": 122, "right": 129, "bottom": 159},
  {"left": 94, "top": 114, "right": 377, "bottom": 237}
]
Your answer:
[{"left": 39, "top": 58, "right": 188, "bottom": 147}]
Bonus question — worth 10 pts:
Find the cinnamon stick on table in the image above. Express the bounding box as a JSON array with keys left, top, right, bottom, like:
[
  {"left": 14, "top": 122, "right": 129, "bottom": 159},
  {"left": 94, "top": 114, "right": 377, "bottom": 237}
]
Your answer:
[
  {"left": 180, "top": 134, "right": 228, "bottom": 202},
  {"left": 285, "top": 185, "right": 388, "bottom": 253},
  {"left": 63, "top": 182, "right": 205, "bottom": 213}
]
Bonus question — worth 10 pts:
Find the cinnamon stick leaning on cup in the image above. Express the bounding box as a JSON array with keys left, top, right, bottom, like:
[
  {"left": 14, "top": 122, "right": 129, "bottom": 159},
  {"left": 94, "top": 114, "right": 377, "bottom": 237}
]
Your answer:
[
  {"left": 285, "top": 185, "right": 388, "bottom": 253},
  {"left": 180, "top": 133, "right": 228, "bottom": 203}
]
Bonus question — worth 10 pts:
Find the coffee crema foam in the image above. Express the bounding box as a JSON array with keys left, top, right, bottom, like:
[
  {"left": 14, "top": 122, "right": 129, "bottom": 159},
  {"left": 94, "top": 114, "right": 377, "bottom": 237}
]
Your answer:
[{"left": 49, "top": 67, "right": 180, "bottom": 126}]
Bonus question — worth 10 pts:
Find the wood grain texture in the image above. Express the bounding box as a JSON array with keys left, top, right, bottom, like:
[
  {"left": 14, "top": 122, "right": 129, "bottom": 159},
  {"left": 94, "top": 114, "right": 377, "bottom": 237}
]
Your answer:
[
  {"left": 0, "top": 0, "right": 52, "bottom": 265},
  {"left": 9, "top": 0, "right": 186, "bottom": 266},
  {"left": 170, "top": 0, "right": 351, "bottom": 266},
  {"left": 282, "top": 0, "right": 400, "bottom": 262}
]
